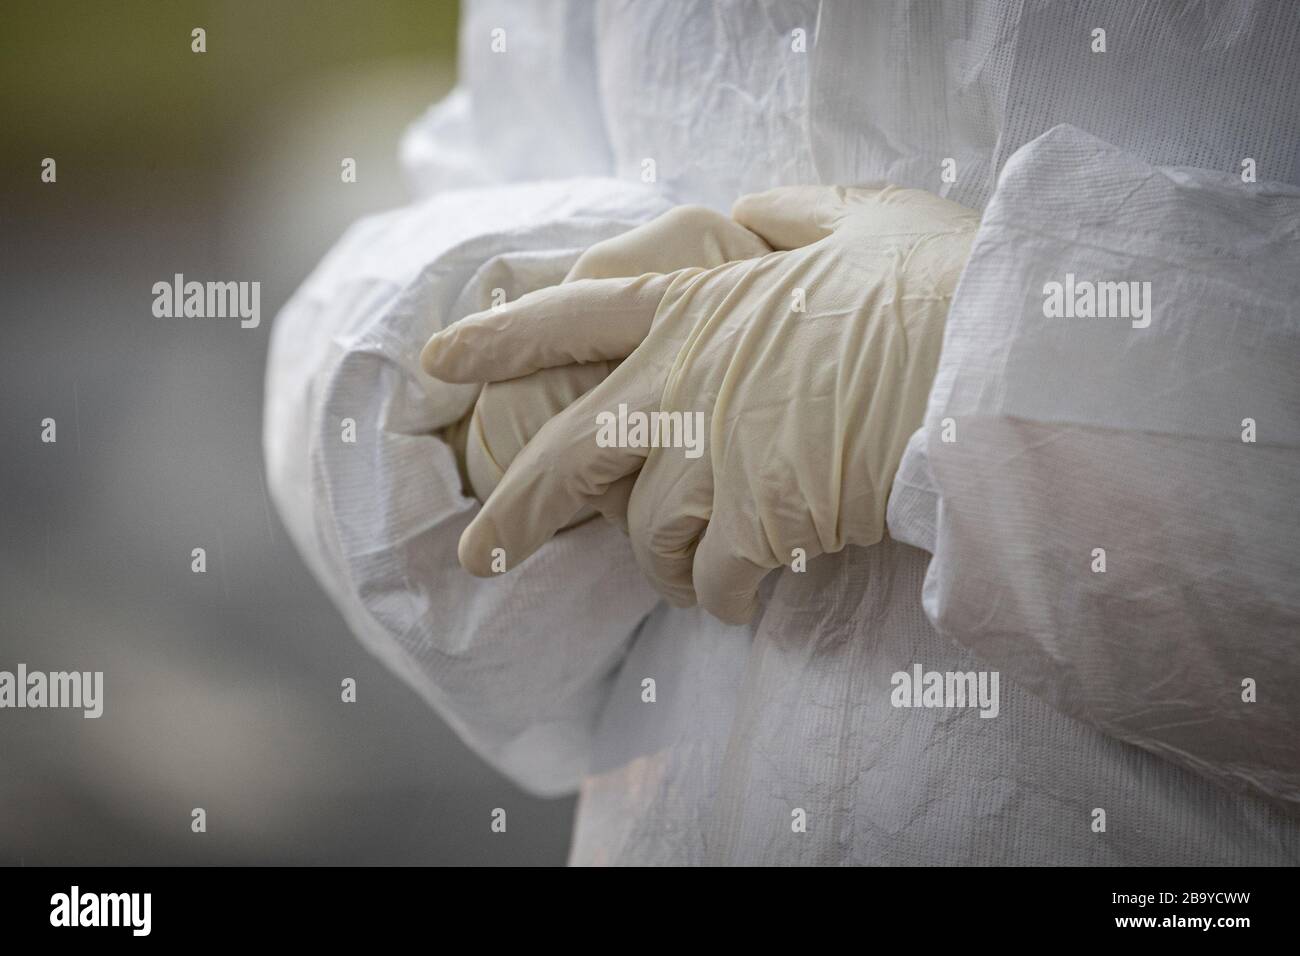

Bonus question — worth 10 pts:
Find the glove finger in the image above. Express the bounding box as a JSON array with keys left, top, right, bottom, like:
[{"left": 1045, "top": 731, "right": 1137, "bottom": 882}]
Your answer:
[
  {"left": 465, "top": 362, "right": 612, "bottom": 500},
  {"left": 457, "top": 368, "right": 654, "bottom": 576},
  {"left": 590, "top": 473, "right": 637, "bottom": 533},
  {"left": 567, "top": 205, "right": 771, "bottom": 281},
  {"left": 731, "top": 184, "right": 885, "bottom": 250},
  {"left": 691, "top": 521, "right": 779, "bottom": 626},
  {"left": 626, "top": 446, "right": 713, "bottom": 608},
  {"left": 421, "top": 272, "right": 677, "bottom": 384}
]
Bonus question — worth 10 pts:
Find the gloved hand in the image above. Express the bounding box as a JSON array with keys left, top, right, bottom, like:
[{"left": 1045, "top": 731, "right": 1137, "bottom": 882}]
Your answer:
[
  {"left": 424, "top": 185, "right": 977, "bottom": 623},
  {"left": 446, "top": 205, "right": 772, "bottom": 509}
]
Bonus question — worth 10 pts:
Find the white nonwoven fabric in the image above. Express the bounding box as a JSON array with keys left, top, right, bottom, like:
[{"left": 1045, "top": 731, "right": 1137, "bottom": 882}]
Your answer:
[
  {"left": 809, "top": 0, "right": 1300, "bottom": 211},
  {"left": 264, "top": 178, "right": 671, "bottom": 793},
  {"left": 910, "top": 124, "right": 1300, "bottom": 804},
  {"left": 266, "top": 0, "right": 1300, "bottom": 863},
  {"left": 575, "top": 537, "right": 1300, "bottom": 865},
  {"left": 401, "top": 1, "right": 612, "bottom": 197}
]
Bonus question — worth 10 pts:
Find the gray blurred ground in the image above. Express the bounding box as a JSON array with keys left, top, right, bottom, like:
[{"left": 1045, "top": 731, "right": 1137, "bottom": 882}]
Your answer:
[{"left": 0, "top": 0, "right": 575, "bottom": 865}]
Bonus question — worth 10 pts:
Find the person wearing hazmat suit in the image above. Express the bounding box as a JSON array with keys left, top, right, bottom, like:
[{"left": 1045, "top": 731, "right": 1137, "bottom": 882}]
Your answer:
[{"left": 264, "top": 0, "right": 1300, "bottom": 864}]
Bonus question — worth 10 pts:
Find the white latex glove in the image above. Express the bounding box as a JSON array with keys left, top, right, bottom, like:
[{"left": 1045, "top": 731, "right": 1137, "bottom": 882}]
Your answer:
[
  {"left": 452, "top": 206, "right": 772, "bottom": 509},
  {"left": 424, "top": 185, "right": 977, "bottom": 623}
]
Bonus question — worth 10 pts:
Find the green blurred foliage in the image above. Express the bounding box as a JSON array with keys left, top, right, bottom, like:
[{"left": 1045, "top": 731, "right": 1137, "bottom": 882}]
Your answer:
[{"left": 2, "top": 0, "right": 459, "bottom": 176}]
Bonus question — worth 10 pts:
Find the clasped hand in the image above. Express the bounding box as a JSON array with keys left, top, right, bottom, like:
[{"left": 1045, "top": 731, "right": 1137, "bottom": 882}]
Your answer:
[{"left": 423, "top": 185, "right": 976, "bottom": 623}]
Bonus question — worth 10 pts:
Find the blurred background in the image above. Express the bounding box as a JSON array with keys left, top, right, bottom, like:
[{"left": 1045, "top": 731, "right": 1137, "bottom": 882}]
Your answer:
[{"left": 1, "top": 0, "right": 577, "bottom": 865}]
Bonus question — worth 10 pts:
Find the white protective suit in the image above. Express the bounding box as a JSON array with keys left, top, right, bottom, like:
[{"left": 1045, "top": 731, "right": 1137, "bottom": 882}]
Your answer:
[{"left": 264, "top": 0, "right": 1300, "bottom": 864}]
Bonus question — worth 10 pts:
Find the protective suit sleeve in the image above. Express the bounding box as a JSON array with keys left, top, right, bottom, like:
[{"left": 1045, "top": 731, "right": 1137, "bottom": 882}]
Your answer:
[
  {"left": 263, "top": 178, "right": 669, "bottom": 795},
  {"left": 917, "top": 126, "right": 1300, "bottom": 804}
]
